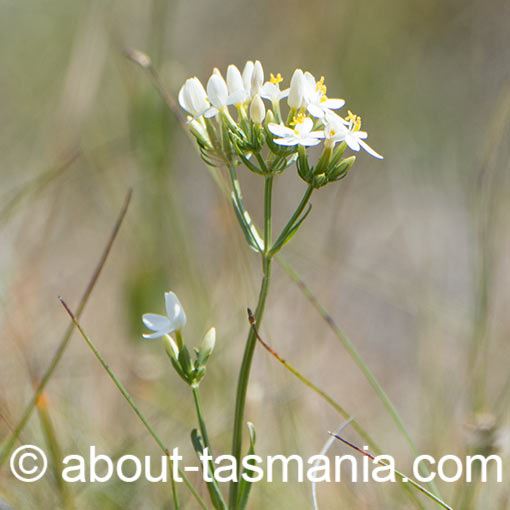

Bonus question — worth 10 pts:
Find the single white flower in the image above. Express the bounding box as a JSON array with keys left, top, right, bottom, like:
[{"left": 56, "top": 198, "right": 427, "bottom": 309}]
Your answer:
[
  {"left": 204, "top": 69, "right": 229, "bottom": 118},
  {"left": 303, "top": 72, "right": 345, "bottom": 119},
  {"left": 269, "top": 113, "right": 324, "bottom": 147},
  {"left": 142, "top": 292, "right": 187, "bottom": 339},
  {"left": 250, "top": 94, "right": 266, "bottom": 124},
  {"left": 260, "top": 73, "right": 289, "bottom": 103},
  {"left": 178, "top": 77, "right": 209, "bottom": 117},
  {"left": 288, "top": 69, "right": 305, "bottom": 109},
  {"left": 325, "top": 111, "right": 383, "bottom": 159}
]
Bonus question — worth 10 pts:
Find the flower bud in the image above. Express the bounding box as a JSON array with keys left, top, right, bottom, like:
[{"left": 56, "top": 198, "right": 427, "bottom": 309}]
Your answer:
[
  {"left": 251, "top": 60, "right": 264, "bottom": 97},
  {"left": 227, "top": 65, "right": 244, "bottom": 94},
  {"left": 197, "top": 327, "right": 216, "bottom": 368},
  {"left": 249, "top": 95, "right": 266, "bottom": 124},
  {"left": 242, "top": 61, "right": 254, "bottom": 91},
  {"left": 178, "top": 77, "right": 209, "bottom": 116},
  {"left": 207, "top": 73, "right": 228, "bottom": 108},
  {"left": 288, "top": 69, "right": 304, "bottom": 109}
]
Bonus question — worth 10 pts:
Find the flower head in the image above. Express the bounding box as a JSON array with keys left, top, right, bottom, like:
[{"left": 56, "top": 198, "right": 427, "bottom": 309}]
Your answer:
[
  {"left": 269, "top": 113, "right": 324, "bottom": 147},
  {"left": 325, "top": 111, "right": 383, "bottom": 159},
  {"left": 142, "top": 292, "right": 187, "bottom": 339},
  {"left": 260, "top": 73, "right": 290, "bottom": 103},
  {"left": 303, "top": 73, "right": 345, "bottom": 119}
]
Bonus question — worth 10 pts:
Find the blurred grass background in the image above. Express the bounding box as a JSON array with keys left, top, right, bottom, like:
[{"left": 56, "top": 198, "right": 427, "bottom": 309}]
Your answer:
[{"left": 0, "top": 0, "right": 509, "bottom": 508}]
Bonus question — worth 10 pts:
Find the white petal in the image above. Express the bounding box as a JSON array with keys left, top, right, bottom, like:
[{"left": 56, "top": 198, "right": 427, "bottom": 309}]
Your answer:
[
  {"left": 207, "top": 74, "right": 228, "bottom": 108},
  {"left": 268, "top": 123, "right": 295, "bottom": 138},
  {"left": 242, "top": 61, "right": 254, "bottom": 91},
  {"left": 307, "top": 104, "right": 325, "bottom": 118},
  {"left": 165, "top": 292, "right": 187, "bottom": 330},
  {"left": 279, "top": 88, "right": 290, "bottom": 99},
  {"left": 303, "top": 72, "right": 316, "bottom": 97},
  {"left": 188, "top": 77, "right": 209, "bottom": 114},
  {"left": 323, "top": 98, "right": 345, "bottom": 109},
  {"left": 227, "top": 65, "right": 244, "bottom": 94},
  {"left": 345, "top": 134, "right": 360, "bottom": 152},
  {"left": 359, "top": 139, "right": 384, "bottom": 159},
  {"left": 178, "top": 83, "right": 190, "bottom": 113},
  {"left": 204, "top": 106, "right": 219, "bottom": 118},
  {"left": 143, "top": 331, "right": 167, "bottom": 340},
  {"left": 227, "top": 90, "right": 249, "bottom": 105},
  {"left": 296, "top": 117, "right": 314, "bottom": 135},
  {"left": 260, "top": 82, "right": 278, "bottom": 101},
  {"left": 142, "top": 313, "right": 171, "bottom": 332},
  {"left": 299, "top": 137, "right": 323, "bottom": 147},
  {"left": 251, "top": 60, "right": 264, "bottom": 97},
  {"left": 274, "top": 137, "right": 299, "bottom": 146},
  {"left": 356, "top": 130, "right": 368, "bottom": 140}
]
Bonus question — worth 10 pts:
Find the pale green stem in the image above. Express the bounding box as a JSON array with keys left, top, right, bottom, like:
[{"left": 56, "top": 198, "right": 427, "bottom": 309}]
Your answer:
[{"left": 229, "top": 175, "right": 273, "bottom": 510}]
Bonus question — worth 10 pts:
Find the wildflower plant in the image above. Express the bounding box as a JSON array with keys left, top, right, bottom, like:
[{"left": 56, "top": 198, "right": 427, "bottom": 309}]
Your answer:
[{"left": 143, "top": 60, "right": 383, "bottom": 510}]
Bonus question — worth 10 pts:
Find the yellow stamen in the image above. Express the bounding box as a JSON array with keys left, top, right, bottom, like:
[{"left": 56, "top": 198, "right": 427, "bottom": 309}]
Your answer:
[
  {"left": 290, "top": 113, "right": 307, "bottom": 126},
  {"left": 270, "top": 73, "right": 283, "bottom": 85},
  {"left": 345, "top": 110, "right": 362, "bottom": 131},
  {"left": 316, "top": 76, "right": 327, "bottom": 96}
]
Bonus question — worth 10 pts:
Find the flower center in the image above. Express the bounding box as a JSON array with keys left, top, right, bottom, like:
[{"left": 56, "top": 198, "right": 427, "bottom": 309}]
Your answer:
[
  {"left": 345, "top": 110, "right": 362, "bottom": 131},
  {"left": 290, "top": 113, "right": 307, "bottom": 127},
  {"left": 316, "top": 76, "right": 327, "bottom": 96},
  {"left": 270, "top": 73, "right": 283, "bottom": 85}
]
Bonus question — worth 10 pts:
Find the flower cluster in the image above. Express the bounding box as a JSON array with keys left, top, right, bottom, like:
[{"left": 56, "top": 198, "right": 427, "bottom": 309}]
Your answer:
[{"left": 179, "top": 60, "right": 382, "bottom": 188}]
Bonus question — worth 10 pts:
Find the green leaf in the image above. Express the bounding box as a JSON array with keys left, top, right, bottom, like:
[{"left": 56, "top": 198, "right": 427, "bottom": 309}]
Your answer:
[{"left": 231, "top": 192, "right": 263, "bottom": 252}]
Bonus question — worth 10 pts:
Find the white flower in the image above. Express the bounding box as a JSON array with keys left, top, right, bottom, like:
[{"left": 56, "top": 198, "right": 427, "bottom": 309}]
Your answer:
[
  {"left": 303, "top": 72, "right": 345, "bottom": 119},
  {"left": 288, "top": 69, "right": 305, "bottom": 109},
  {"left": 204, "top": 69, "right": 229, "bottom": 118},
  {"left": 249, "top": 94, "right": 266, "bottom": 124},
  {"left": 325, "top": 112, "right": 383, "bottom": 159},
  {"left": 269, "top": 113, "right": 324, "bottom": 147},
  {"left": 178, "top": 77, "right": 209, "bottom": 117},
  {"left": 260, "top": 73, "right": 289, "bottom": 103},
  {"left": 142, "top": 292, "right": 187, "bottom": 339}
]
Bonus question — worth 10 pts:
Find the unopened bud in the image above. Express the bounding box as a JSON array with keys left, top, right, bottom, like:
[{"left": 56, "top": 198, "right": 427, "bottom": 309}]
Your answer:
[
  {"left": 288, "top": 69, "right": 304, "bottom": 108},
  {"left": 249, "top": 95, "right": 266, "bottom": 124}
]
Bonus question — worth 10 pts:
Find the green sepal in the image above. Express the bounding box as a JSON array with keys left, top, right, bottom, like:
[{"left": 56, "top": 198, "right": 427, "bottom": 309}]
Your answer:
[{"left": 328, "top": 155, "right": 356, "bottom": 181}]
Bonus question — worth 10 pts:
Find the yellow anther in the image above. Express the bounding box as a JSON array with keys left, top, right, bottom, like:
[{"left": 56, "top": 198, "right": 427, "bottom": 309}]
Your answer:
[
  {"left": 270, "top": 73, "right": 283, "bottom": 84},
  {"left": 345, "top": 110, "right": 362, "bottom": 131},
  {"left": 316, "top": 76, "right": 327, "bottom": 96},
  {"left": 290, "top": 113, "right": 307, "bottom": 126}
]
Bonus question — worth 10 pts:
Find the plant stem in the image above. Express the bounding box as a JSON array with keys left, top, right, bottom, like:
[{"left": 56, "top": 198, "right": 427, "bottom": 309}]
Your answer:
[
  {"left": 229, "top": 176, "right": 274, "bottom": 510},
  {"left": 192, "top": 386, "right": 227, "bottom": 510},
  {"left": 270, "top": 184, "right": 313, "bottom": 255},
  {"left": 59, "top": 298, "right": 209, "bottom": 510}
]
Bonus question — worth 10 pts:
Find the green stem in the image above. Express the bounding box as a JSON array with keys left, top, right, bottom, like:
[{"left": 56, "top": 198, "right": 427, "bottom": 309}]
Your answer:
[
  {"left": 270, "top": 184, "right": 313, "bottom": 255},
  {"left": 192, "top": 386, "right": 227, "bottom": 510},
  {"left": 229, "top": 176, "right": 274, "bottom": 510},
  {"left": 59, "top": 298, "right": 209, "bottom": 510}
]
